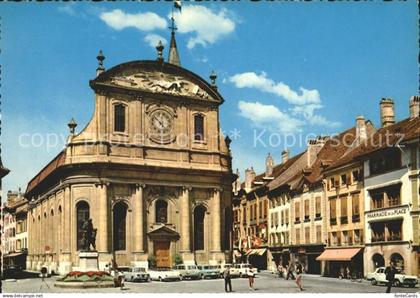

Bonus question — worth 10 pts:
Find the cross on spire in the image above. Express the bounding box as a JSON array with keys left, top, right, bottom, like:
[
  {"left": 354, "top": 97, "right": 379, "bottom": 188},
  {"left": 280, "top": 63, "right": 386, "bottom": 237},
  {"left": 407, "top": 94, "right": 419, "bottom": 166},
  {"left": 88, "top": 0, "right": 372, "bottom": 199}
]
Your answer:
[{"left": 169, "top": 16, "right": 177, "bottom": 33}]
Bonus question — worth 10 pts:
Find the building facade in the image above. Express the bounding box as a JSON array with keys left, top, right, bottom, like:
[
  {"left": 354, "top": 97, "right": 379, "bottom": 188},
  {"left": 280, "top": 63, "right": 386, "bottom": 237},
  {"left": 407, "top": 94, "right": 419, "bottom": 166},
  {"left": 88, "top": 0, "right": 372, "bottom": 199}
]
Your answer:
[
  {"left": 3, "top": 190, "right": 29, "bottom": 270},
  {"left": 25, "top": 30, "right": 234, "bottom": 275},
  {"left": 362, "top": 98, "right": 419, "bottom": 276}
]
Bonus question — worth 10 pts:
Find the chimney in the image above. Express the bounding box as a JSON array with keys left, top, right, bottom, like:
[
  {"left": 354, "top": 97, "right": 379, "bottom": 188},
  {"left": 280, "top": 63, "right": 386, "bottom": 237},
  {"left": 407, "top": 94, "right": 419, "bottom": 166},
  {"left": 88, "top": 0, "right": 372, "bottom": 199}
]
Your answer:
[
  {"left": 265, "top": 153, "right": 274, "bottom": 177},
  {"left": 356, "top": 115, "right": 367, "bottom": 141},
  {"left": 380, "top": 98, "right": 395, "bottom": 127},
  {"left": 245, "top": 167, "right": 256, "bottom": 190},
  {"left": 281, "top": 149, "right": 289, "bottom": 164},
  {"left": 409, "top": 96, "right": 420, "bottom": 119},
  {"left": 306, "top": 136, "right": 325, "bottom": 167}
]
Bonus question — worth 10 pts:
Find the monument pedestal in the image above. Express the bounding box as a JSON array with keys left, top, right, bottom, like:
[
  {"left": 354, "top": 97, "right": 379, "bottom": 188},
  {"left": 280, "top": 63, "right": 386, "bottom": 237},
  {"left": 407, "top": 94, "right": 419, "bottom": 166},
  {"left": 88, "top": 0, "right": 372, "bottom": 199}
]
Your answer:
[{"left": 79, "top": 251, "right": 99, "bottom": 271}]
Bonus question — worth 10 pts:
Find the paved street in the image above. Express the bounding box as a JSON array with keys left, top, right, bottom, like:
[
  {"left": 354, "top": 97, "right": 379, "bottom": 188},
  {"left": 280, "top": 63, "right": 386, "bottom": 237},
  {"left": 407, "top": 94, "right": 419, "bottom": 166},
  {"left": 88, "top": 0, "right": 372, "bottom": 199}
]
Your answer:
[{"left": 2, "top": 271, "right": 419, "bottom": 293}]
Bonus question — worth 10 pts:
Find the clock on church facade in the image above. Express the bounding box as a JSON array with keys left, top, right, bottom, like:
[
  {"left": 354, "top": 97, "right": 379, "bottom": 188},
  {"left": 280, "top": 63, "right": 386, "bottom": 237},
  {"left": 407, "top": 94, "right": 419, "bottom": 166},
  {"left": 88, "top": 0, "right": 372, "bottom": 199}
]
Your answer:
[{"left": 25, "top": 29, "right": 234, "bottom": 274}]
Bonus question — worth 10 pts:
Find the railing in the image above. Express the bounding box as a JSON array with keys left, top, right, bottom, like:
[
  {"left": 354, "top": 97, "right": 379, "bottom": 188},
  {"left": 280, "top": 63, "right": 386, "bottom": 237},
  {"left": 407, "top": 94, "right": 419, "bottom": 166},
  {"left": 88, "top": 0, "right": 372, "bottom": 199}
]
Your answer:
[
  {"left": 352, "top": 215, "right": 360, "bottom": 222},
  {"left": 330, "top": 218, "right": 337, "bottom": 225}
]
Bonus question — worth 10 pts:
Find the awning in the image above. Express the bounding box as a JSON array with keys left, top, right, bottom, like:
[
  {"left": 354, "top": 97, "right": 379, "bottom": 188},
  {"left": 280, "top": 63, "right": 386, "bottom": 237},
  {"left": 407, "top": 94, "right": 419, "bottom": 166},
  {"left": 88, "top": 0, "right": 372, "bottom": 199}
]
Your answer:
[
  {"left": 3, "top": 252, "right": 25, "bottom": 258},
  {"left": 245, "top": 248, "right": 267, "bottom": 256},
  {"left": 316, "top": 248, "right": 361, "bottom": 261}
]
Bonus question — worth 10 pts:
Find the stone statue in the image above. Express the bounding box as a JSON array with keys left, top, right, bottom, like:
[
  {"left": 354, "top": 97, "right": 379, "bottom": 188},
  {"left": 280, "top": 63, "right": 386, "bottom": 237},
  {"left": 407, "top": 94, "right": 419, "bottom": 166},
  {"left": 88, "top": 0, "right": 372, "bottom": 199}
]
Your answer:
[{"left": 81, "top": 218, "right": 97, "bottom": 251}]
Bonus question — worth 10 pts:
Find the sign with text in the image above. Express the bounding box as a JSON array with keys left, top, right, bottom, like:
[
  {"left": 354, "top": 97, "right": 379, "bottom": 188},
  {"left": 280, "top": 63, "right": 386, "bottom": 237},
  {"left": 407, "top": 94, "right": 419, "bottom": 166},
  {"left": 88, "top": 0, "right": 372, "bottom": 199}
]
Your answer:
[{"left": 367, "top": 206, "right": 408, "bottom": 220}]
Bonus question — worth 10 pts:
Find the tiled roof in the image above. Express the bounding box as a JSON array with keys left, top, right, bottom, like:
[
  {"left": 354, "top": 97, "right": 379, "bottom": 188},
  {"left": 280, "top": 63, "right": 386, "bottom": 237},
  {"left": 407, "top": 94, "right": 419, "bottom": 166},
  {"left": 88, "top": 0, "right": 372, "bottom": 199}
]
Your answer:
[
  {"left": 267, "top": 152, "right": 307, "bottom": 191},
  {"left": 25, "top": 151, "right": 66, "bottom": 195},
  {"left": 327, "top": 117, "right": 419, "bottom": 171}
]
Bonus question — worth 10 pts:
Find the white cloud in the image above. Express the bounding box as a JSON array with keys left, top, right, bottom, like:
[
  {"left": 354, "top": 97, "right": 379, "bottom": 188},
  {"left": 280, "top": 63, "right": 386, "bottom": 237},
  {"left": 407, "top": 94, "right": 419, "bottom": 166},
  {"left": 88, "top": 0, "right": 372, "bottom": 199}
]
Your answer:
[
  {"left": 238, "top": 101, "right": 303, "bottom": 134},
  {"left": 229, "top": 72, "right": 320, "bottom": 105},
  {"left": 171, "top": 6, "right": 236, "bottom": 49},
  {"left": 58, "top": 5, "right": 76, "bottom": 16},
  {"left": 144, "top": 34, "right": 168, "bottom": 48},
  {"left": 100, "top": 9, "right": 167, "bottom": 31},
  {"left": 292, "top": 104, "right": 341, "bottom": 128}
]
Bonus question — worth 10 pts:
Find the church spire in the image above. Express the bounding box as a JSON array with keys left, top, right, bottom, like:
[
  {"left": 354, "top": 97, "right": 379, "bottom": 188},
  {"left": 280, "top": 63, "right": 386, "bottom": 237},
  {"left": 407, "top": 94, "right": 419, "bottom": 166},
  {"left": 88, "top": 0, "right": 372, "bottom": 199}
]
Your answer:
[{"left": 168, "top": 17, "right": 181, "bottom": 66}]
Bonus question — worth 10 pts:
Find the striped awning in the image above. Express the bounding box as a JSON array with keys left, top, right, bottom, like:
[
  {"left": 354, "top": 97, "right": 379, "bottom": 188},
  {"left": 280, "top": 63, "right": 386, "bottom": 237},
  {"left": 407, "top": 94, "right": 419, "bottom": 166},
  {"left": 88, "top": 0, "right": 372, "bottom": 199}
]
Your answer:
[{"left": 245, "top": 248, "right": 267, "bottom": 256}]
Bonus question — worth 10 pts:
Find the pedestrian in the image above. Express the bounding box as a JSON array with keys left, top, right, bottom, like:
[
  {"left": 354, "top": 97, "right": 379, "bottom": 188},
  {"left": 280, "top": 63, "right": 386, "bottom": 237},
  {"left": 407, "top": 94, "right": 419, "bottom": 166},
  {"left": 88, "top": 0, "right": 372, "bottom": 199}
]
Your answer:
[
  {"left": 223, "top": 266, "right": 232, "bottom": 292},
  {"left": 385, "top": 261, "right": 397, "bottom": 293},
  {"left": 346, "top": 267, "right": 351, "bottom": 280},
  {"left": 295, "top": 262, "right": 303, "bottom": 291},
  {"left": 277, "top": 264, "right": 284, "bottom": 279},
  {"left": 286, "top": 261, "right": 295, "bottom": 280},
  {"left": 247, "top": 265, "right": 255, "bottom": 290}
]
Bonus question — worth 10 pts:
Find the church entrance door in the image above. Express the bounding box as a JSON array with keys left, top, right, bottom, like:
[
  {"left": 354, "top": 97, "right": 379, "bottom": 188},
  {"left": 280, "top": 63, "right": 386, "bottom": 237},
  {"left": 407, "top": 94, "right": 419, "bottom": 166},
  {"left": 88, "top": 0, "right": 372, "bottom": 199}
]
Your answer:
[{"left": 155, "top": 241, "right": 171, "bottom": 268}]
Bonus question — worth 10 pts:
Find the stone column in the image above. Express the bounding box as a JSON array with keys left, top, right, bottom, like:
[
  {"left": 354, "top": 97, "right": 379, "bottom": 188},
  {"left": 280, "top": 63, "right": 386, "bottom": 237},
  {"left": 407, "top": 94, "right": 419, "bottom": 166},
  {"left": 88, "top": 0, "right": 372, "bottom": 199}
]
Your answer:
[
  {"left": 211, "top": 188, "right": 221, "bottom": 252},
  {"left": 133, "top": 184, "right": 145, "bottom": 253},
  {"left": 180, "top": 187, "right": 191, "bottom": 252},
  {"left": 97, "top": 183, "right": 109, "bottom": 253}
]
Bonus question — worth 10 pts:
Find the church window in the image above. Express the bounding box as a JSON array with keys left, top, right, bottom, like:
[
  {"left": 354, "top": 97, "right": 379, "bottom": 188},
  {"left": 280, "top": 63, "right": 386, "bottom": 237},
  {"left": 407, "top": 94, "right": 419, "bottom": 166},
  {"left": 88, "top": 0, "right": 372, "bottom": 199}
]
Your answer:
[
  {"left": 114, "top": 104, "right": 126, "bottom": 132},
  {"left": 194, "top": 205, "right": 206, "bottom": 251},
  {"left": 194, "top": 114, "right": 204, "bottom": 141},
  {"left": 76, "top": 201, "right": 90, "bottom": 251},
  {"left": 113, "top": 201, "right": 127, "bottom": 251},
  {"left": 155, "top": 200, "right": 168, "bottom": 223}
]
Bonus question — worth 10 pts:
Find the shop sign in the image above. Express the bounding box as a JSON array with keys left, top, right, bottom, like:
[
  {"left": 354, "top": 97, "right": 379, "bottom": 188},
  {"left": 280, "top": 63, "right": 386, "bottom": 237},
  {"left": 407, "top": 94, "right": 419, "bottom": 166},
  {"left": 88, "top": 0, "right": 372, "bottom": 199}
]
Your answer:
[{"left": 367, "top": 206, "right": 408, "bottom": 220}]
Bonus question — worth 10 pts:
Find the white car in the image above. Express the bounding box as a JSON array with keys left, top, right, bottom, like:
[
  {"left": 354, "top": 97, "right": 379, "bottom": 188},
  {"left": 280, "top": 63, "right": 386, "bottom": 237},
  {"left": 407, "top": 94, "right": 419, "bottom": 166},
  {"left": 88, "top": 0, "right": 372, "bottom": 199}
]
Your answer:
[
  {"left": 147, "top": 268, "right": 181, "bottom": 282},
  {"left": 124, "top": 267, "right": 151, "bottom": 282},
  {"left": 232, "top": 263, "right": 256, "bottom": 278},
  {"left": 174, "top": 264, "right": 201, "bottom": 280},
  {"left": 366, "top": 267, "right": 418, "bottom": 288}
]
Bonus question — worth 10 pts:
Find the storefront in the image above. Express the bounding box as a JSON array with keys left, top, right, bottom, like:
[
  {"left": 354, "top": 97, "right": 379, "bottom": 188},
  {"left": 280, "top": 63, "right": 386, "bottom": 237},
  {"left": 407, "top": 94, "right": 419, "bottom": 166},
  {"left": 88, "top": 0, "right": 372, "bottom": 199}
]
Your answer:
[
  {"left": 246, "top": 248, "right": 267, "bottom": 270},
  {"left": 317, "top": 247, "right": 363, "bottom": 278}
]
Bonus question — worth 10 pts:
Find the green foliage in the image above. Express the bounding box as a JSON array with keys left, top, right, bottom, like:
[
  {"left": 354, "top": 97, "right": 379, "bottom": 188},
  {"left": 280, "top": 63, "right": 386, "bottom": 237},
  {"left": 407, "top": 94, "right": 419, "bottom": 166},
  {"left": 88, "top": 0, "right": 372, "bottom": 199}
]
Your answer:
[
  {"left": 148, "top": 255, "right": 157, "bottom": 269},
  {"left": 173, "top": 253, "right": 183, "bottom": 266}
]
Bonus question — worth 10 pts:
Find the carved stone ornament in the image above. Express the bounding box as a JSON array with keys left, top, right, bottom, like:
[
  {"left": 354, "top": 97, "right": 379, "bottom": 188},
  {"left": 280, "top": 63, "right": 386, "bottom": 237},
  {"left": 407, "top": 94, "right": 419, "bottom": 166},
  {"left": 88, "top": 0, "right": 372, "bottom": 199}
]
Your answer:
[{"left": 109, "top": 71, "right": 211, "bottom": 100}]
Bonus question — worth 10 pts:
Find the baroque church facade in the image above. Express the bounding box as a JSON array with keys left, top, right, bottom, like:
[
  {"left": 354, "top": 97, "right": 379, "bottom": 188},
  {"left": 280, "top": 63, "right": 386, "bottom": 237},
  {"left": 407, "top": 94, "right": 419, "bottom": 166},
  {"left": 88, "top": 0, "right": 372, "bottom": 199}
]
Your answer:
[{"left": 25, "top": 28, "right": 234, "bottom": 275}]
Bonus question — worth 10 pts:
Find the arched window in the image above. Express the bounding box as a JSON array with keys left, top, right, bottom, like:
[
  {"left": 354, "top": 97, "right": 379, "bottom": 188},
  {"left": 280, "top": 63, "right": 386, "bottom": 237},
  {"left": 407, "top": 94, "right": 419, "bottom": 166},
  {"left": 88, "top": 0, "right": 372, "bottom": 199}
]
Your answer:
[
  {"left": 390, "top": 253, "right": 404, "bottom": 271},
  {"left": 155, "top": 200, "right": 168, "bottom": 223},
  {"left": 76, "top": 201, "right": 90, "bottom": 250},
  {"left": 372, "top": 253, "right": 385, "bottom": 269},
  {"left": 113, "top": 202, "right": 128, "bottom": 251},
  {"left": 114, "top": 104, "right": 126, "bottom": 132},
  {"left": 194, "top": 205, "right": 206, "bottom": 251},
  {"left": 194, "top": 114, "right": 204, "bottom": 141}
]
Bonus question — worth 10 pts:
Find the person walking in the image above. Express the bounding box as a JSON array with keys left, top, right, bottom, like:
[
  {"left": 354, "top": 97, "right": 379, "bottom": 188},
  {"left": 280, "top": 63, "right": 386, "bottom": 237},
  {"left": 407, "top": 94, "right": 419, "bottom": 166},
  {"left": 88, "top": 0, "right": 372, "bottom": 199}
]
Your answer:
[
  {"left": 223, "top": 266, "right": 232, "bottom": 292},
  {"left": 385, "top": 261, "right": 397, "bottom": 293},
  {"left": 295, "top": 262, "right": 303, "bottom": 291},
  {"left": 286, "top": 261, "right": 295, "bottom": 280},
  {"left": 247, "top": 265, "right": 256, "bottom": 290},
  {"left": 277, "top": 264, "right": 284, "bottom": 279}
]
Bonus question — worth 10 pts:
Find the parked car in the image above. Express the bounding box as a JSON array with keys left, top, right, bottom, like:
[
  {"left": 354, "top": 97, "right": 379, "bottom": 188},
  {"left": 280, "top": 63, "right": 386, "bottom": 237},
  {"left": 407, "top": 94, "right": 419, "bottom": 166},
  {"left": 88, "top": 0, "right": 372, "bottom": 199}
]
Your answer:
[
  {"left": 174, "top": 264, "right": 201, "bottom": 280},
  {"left": 232, "top": 263, "right": 256, "bottom": 278},
  {"left": 366, "top": 267, "right": 418, "bottom": 288},
  {"left": 124, "top": 267, "right": 151, "bottom": 282},
  {"left": 218, "top": 263, "right": 235, "bottom": 278},
  {"left": 197, "top": 265, "right": 220, "bottom": 279},
  {"left": 147, "top": 268, "right": 181, "bottom": 282}
]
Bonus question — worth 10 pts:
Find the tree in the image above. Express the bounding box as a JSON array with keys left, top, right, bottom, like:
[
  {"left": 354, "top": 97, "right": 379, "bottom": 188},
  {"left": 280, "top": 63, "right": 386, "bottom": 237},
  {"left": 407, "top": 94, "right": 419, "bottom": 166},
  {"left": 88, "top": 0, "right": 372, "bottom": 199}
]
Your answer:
[
  {"left": 173, "top": 253, "right": 183, "bottom": 266},
  {"left": 148, "top": 255, "right": 157, "bottom": 269}
]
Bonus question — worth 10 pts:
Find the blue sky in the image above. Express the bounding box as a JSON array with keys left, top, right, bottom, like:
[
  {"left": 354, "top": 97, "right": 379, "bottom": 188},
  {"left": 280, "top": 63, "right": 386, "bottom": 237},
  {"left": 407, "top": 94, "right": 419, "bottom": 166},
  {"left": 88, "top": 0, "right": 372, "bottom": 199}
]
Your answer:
[{"left": 1, "top": 1, "right": 418, "bottom": 193}]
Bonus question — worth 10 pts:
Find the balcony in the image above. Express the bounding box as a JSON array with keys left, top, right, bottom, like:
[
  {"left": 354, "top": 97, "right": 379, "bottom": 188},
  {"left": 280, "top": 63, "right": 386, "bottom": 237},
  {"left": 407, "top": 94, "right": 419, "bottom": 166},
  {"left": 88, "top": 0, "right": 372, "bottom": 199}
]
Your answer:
[
  {"left": 304, "top": 216, "right": 310, "bottom": 222},
  {"left": 388, "top": 235, "right": 402, "bottom": 241},
  {"left": 315, "top": 213, "right": 321, "bottom": 220},
  {"left": 295, "top": 218, "right": 300, "bottom": 224},
  {"left": 371, "top": 236, "right": 386, "bottom": 242},
  {"left": 330, "top": 218, "right": 337, "bottom": 225},
  {"left": 340, "top": 216, "right": 348, "bottom": 224},
  {"left": 352, "top": 215, "right": 360, "bottom": 222}
]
